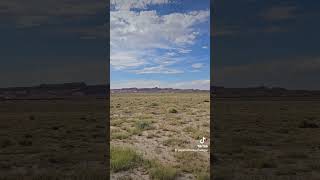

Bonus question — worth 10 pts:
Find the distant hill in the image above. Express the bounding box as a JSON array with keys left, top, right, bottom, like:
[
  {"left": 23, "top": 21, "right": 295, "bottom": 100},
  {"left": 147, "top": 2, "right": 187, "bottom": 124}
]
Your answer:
[
  {"left": 212, "top": 86, "right": 320, "bottom": 98},
  {"left": 0, "top": 82, "right": 108, "bottom": 100},
  {"left": 1, "top": 83, "right": 320, "bottom": 100},
  {"left": 110, "top": 87, "right": 208, "bottom": 93}
]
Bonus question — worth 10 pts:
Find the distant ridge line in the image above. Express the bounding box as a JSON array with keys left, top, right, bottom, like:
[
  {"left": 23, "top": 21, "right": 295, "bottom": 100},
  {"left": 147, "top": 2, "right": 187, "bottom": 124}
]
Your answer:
[
  {"left": 1, "top": 83, "right": 320, "bottom": 99},
  {"left": 110, "top": 87, "right": 209, "bottom": 93},
  {"left": 0, "top": 82, "right": 108, "bottom": 100},
  {"left": 212, "top": 86, "right": 320, "bottom": 97}
]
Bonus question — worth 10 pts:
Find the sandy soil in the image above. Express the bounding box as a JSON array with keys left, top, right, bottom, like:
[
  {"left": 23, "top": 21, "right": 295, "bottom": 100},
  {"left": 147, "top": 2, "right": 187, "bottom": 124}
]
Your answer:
[{"left": 110, "top": 93, "right": 210, "bottom": 180}]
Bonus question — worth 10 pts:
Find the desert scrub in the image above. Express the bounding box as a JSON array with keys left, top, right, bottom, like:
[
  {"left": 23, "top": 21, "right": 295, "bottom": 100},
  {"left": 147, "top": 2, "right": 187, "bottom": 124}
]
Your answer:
[
  {"left": 174, "top": 152, "right": 209, "bottom": 175},
  {"left": 135, "top": 119, "right": 154, "bottom": 131},
  {"left": 150, "top": 166, "right": 178, "bottom": 180},
  {"left": 168, "top": 108, "right": 178, "bottom": 113},
  {"left": 111, "top": 119, "right": 125, "bottom": 127},
  {"left": 146, "top": 133, "right": 159, "bottom": 139},
  {"left": 144, "top": 160, "right": 178, "bottom": 180},
  {"left": 127, "top": 127, "right": 143, "bottom": 136},
  {"left": 163, "top": 138, "right": 188, "bottom": 147},
  {"left": 117, "top": 176, "right": 133, "bottom": 180},
  {"left": 196, "top": 172, "right": 210, "bottom": 180},
  {"left": 183, "top": 126, "right": 208, "bottom": 140},
  {"left": 111, "top": 132, "right": 130, "bottom": 140},
  {"left": 111, "top": 146, "right": 142, "bottom": 172},
  {"left": 111, "top": 128, "right": 130, "bottom": 140},
  {"left": 150, "top": 102, "right": 159, "bottom": 107}
]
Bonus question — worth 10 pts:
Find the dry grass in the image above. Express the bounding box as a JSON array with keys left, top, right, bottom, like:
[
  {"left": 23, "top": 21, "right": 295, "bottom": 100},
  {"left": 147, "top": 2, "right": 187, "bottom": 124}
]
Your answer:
[
  {"left": 0, "top": 99, "right": 108, "bottom": 178},
  {"left": 111, "top": 93, "right": 210, "bottom": 179},
  {"left": 213, "top": 98, "right": 320, "bottom": 179}
]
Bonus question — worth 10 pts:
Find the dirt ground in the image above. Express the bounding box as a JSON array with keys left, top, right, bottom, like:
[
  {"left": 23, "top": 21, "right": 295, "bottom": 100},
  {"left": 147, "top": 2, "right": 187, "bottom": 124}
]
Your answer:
[
  {"left": 0, "top": 99, "right": 108, "bottom": 179},
  {"left": 213, "top": 98, "right": 320, "bottom": 180},
  {"left": 110, "top": 93, "right": 210, "bottom": 180}
]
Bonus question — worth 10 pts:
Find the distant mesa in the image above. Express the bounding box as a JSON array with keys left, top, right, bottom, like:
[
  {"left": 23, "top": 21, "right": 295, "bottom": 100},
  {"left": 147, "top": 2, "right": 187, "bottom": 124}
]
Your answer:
[
  {"left": 212, "top": 86, "right": 320, "bottom": 98},
  {"left": 110, "top": 87, "right": 208, "bottom": 93},
  {"left": 0, "top": 82, "right": 108, "bottom": 100},
  {"left": 1, "top": 83, "right": 320, "bottom": 100}
]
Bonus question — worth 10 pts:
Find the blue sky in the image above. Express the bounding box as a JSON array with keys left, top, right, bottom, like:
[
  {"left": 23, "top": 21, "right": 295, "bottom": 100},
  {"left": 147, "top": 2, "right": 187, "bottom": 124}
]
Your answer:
[{"left": 110, "top": 0, "right": 210, "bottom": 90}]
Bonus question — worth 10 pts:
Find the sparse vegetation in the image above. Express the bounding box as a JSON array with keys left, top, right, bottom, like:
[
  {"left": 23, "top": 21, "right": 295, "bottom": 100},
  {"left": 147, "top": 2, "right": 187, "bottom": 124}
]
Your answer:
[
  {"left": 111, "top": 132, "right": 130, "bottom": 140},
  {"left": 183, "top": 126, "right": 208, "bottom": 140},
  {"left": 168, "top": 108, "right": 178, "bottom": 113},
  {"left": 111, "top": 93, "right": 210, "bottom": 179},
  {"left": 213, "top": 99, "right": 320, "bottom": 179},
  {"left": 196, "top": 173, "right": 210, "bottom": 180},
  {"left": 135, "top": 119, "right": 153, "bottom": 131},
  {"left": 111, "top": 146, "right": 142, "bottom": 172},
  {"left": 163, "top": 138, "right": 188, "bottom": 147},
  {"left": 174, "top": 152, "right": 209, "bottom": 175},
  {"left": 150, "top": 102, "right": 159, "bottom": 107},
  {"left": 0, "top": 99, "right": 107, "bottom": 177},
  {"left": 150, "top": 165, "right": 178, "bottom": 180}
]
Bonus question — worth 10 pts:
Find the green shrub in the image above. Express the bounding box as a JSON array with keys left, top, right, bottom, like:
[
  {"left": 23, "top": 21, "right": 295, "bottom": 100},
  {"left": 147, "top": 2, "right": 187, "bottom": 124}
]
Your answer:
[
  {"left": 111, "top": 132, "right": 130, "bottom": 140},
  {"left": 111, "top": 147, "right": 142, "bottom": 172},
  {"left": 150, "top": 165, "right": 178, "bottom": 180},
  {"left": 168, "top": 108, "right": 178, "bottom": 113},
  {"left": 150, "top": 102, "right": 159, "bottom": 107},
  {"left": 135, "top": 120, "right": 153, "bottom": 130},
  {"left": 197, "top": 173, "right": 210, "bottom": 180}
]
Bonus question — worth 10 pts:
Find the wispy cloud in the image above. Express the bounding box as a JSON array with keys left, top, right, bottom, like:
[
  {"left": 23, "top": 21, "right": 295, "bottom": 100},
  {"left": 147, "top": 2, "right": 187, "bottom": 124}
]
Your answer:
[
  {"left": 111, "top": 10, "right": 209, "bottom": 50},
  {"left": 192, "top": 63, "right": 204, "bottom": 69},
  {"left": 110, "top": 1, "right": 209, "bottom": 74},
  {"left": 111, "top": 0, "right": 209, "bottom": 89},
  {"left": 111, "top": 0, "right": 171, "bottom": 10},
  {"left": 132, "top": 65, "right": 184, "bottom": 74},
  {"left": 110, "top": 51, "right": 147, "bottom": 70}
]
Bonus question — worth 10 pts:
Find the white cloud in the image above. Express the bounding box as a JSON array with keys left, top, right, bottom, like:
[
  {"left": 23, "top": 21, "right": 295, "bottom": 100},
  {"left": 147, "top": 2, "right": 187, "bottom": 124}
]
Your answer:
[
  {"left": 110, "top": 8, "right": 209, "bottom": 72},
  {"left": 166, "top": 52, "right": 177, "bottom": 56},
  {"left": 111, "top": 0, "right": 171, "bottom": 10},
  {"left": 111, "top": 79, "right": 210, "bottom": 90},
  {"left": 191, "top": 63, "right": 204, "bottom": 69},
  {"left": 202, "top": 46, "right": 208, "bottom": 49},
  {"left": 177, "top": 48, "right": 192, "bottom": 54},
  {"left": 111, "top": 10, "right": 209, "bottom": 50},
  {"left": 110, "top": 51, "right": 147, "bottom": 70},
  {"left": 132, "top": 65, "right": 183, "bottom": 74}
]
